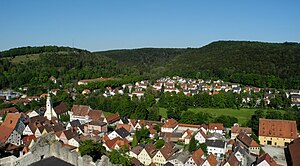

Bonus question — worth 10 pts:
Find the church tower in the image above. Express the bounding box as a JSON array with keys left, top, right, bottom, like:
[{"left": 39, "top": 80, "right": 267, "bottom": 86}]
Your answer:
[{"left": 44, "top": 90, "right": 56, "bottom": 120}]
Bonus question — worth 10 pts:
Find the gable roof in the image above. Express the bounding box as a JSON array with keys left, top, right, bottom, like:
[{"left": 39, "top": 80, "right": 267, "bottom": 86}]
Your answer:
[
  {"left": 160, "top": 142, "right": 176, "bottom": 160},
  {"left": 69, "top": 120, "right": 84, "bottom": 131},
  {"left": 287, "top": 138, "right": 300, "bottom": 166},
  {"left": 259, "top": 118, "right": 298, "bottom": 139},
  {"left": 224, "top": 153, "right": 240, "bottom": 166},
  {"left": 115, "top": 127, "right": 130, "bottom": 139},
  {"left": 236, "top": 132, "right": 259, "bottom": 147},
  {"left": 71, "top": 105, "right": 90, "bottom": 116},
  {"left": 256, "top": 153, "right": 278, "bottom": 166},
  {"left": 106, "top": 112, "right": 120, "bottom": 124},
  {"left": 53, "top": 101, "right": 68, "bottom": 115},
  {"left": 104, "top": 137, "right": 129, "bottom": 150},
  {"left": 89, "top": 120, "right": 107, "bottom": 126},
  {"left": 131, "top": 145, "right": 144, "bottom": 155},
  {"left": 192, "top": 148, "right": 204, "bottom": 166},
  {"left": 0, "top": 107, "right": 18, "bottom": 116},
  {"left": 206, "top": 154, "right": 218, "bottom": 166},
  {"left": 196, "top": 129, "right": 208, "bottom": 139},
  {"left": 120, "top": 117, "right": 129, "bottom": 124},
  {"left": 63, "top": 129, "right": 79, "bottom": 140},
  {"left": 208, "top": 123, "right": 224, "bottom": 131},
  {"left": 116, "top": 124, "right": 131, "bottom": 132},
  {"left": 88, "top": 109, "right": 103, "bottom": 121},
  {"left": 1, "top": 112, "right": 21, "bottom": 129},
  {"left": 145, "top": 143, "right": 157, "bottom": 158},
  {"left": 231, "top": 126, "right": 252, "bottom": 134},
  {"left": 163, "top": 118, "right": 178, "bottom": 128}
]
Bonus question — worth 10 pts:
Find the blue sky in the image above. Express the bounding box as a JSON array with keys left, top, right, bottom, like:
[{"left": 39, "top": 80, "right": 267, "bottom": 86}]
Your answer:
[{"left": 0, "top": 1, "right": 299, "bottom": 51}]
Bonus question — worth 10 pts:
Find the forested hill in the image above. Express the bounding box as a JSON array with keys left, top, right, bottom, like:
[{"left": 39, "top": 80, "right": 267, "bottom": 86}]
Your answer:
[
  {"left": 0, "top": 46, "right": 90, "bottom": 58},
  {"left": 165, "top": 41, "right": 300, "bottom": 89},
  {"left": 93, "top": 41, "right": 300, "bottom": 89},
  {"left": 0, "top": 41, "right": 299, "bottom": 90},
  {"left": 93, "top": 48, "right": 187, "bottom": 73}
]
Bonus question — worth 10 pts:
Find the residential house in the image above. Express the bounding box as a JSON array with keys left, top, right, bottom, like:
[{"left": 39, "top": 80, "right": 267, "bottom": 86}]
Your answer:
[
  {"left": 103, "top": 137, "right": 129, "bottom": 152},
  {"left": 108, "top": 127, "right": 131, "bottom": 141},
  {"left": 180, "top": 129, "right": 194, "bottom": 144},
  {"left": 254, "top": 153, "right": 278, "bottom": 166},
  {"left": 206, "top": 140, "right": 227, "bottom": 157},
  {"left": 129, "top": 145, "right": 144, "bottom": 159},
  {"left": 66, "top": 120, "right": 84, "bottom": 134},
  {"left": 202, "top": 154, "right": 218, "bottom": 166},
  {"left": 106, "top": 112, "right": 120, "bottom": 126},
  {"left": 161, "top": 132, "right": 183, "bottom": 142},
  {"left": 84, "top": 120, "right": 107, "bottom": 136},
  {"left": 161, "top": 118, "right": 179, "bottom": 133},
  {"left": 231, "top": 124, "right": 252, "bottom": 139},
  {"left": 236, "top": 132, "right": 260, "bottom": 156},
  {"left": 258, "top": 118, "right": 298, "bottom": 146},
  {"left": 286, "top": 137, "right": 300, "bottom": 166},
  {"left": 221, "top": 153, "right": 239, "bottom": 166},
  {"left": 0, "top": 113, "right": 25, "bottom": 146},
  {"left": 208, "top": 123, "right": 225, "bottom": 135},
  {"left": 194, "top": 129, "right": 208, "bottom": 144},
  {"left": 185, "top": 148, "right": 205, "bottom": 166},
  {"left": 167, "top": 151, "right": 190, "bottom": 166},
  {"left": 0, "top": 107, "right": 18, "bottom": 121},
  {"left": 153, "top": 142, "right": 177, "bottom": 166},
  {"left": 177, "top": 124, "right": 200, "bottom": 132},
  {"left": 138, "top": 143, "right": 157, "bottom": 165}
]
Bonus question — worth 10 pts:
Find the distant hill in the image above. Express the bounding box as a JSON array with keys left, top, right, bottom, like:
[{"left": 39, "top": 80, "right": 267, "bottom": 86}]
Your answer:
[
  {"left": 93, "top": 41, "right": 300, "bottom": 89},
  {"left": 0, "top": 41, "right": 299, "bottom": 90},
  {"left": 0, "top": 46, "right": 90, "bottom": 58},
  {"left": 93, "top": 48, "right": 186, "bottom": 74},
  {"left": 165, "top": 41, "right": 300, "bottom": 88}
]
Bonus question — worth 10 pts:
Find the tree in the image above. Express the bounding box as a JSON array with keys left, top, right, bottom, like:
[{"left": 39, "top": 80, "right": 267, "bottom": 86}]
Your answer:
[
  {"left": 247, "top": 109, "right": 265, "bottom": 135},
  {"left": 198, "top": 143, "right": 208, "bottom": 155},
  {"left": 109, "top": 149, "right": 131, "bottom": 166},
  {"left": 188, "top": 135, "right": 197, "bottom": 152},
  {"left": 131, "top": 135, "right": 138, "bottom": 147},
  {"left": 59, "top": 113, "right": 70, "bottom": 123},
  {"left": 79, "top": 140, "right": 106, "bottom": 162},
  {"left": 155, "top": 139, "right": 165, "bottom": 149}
]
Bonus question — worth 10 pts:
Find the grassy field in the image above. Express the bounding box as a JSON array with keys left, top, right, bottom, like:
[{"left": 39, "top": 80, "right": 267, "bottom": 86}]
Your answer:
[
  {"left": 159, "top": 107, "right": 278, "bottom": 125},
  {"left": 103, "top": 111, "right": 114, "bottom": 117},
  {"left": 0, "top": 54, "right": 40, "bottom": 63}
]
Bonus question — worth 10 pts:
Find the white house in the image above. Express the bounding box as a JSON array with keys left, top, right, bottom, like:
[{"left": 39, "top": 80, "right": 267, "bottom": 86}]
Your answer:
[{"left": 206, "top": 140, "right": 227, "bottom": 157}]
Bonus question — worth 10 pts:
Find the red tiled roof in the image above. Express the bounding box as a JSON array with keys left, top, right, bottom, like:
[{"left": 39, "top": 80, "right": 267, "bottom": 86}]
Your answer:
[
  {"left": 53, "top": 102, "right": 68, "bottom": 115},
  {"left": 192, "top": 148, "right": 204, "bottom": 166},
  {"left": 88, "top": 110, "right": 103, "bottom": 121},
  {"left": 257, "top": 153, "right": 279, "bottom": 166},
  {"left": 160, "top": 142, "right": 176, "bottom": 160},
  {"left": 162, "top": 118, "right": 178, "bottom": 128},
  {"left": 71, "top": 105, "right": 90, "bottom": 116},
  {"left": 259, "top": 118, "right": 298, "bottom": 139},
  {"left": 231, "top": 126, "right": 252, "bottom": 134},
  {"left": 116, "top": 124, "right": 131, "bottom": 132},
  {"left": 288, "top": 138, "right": 300, "bottom": 165},
  {"left": 106, "top": 112, "right": 120, "bottom": 124},
  {"left": 179, "top": 123, "right": 201, "bottom": 128},
  {"left": 206, "top": 154, "right": 218, "bottom": 166},
  {"left": 237, "top": 132, "right": 259, "bottom": 147},
  {"left": 0, "top": 107, "right": 18, "bottom": 116},
  {"left": 145, "top": 143, "right": 157, "bottom": 158},
  {"left": 208, "top": 123, "right": 224, "bottom": 131}
]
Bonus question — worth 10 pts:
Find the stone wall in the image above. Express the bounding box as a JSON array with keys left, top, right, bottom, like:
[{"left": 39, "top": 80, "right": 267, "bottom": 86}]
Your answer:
[{"left": 0, "top": 132, "right": 116, "bottom": 166}]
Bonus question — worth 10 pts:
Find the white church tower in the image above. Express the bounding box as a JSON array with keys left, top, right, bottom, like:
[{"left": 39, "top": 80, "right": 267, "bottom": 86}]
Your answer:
[{"left": 44, "top": 90, "right": 57, "bottom": 120}]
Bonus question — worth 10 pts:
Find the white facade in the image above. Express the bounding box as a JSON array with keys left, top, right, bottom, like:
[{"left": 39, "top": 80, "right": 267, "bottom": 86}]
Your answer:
[
  {"left": 207, "top": 144, "right": 226, "bottom": 157},
  {"left": 195, "top": 132, "right": 206, "bottom": 144},
  {"left": 44, "top": 93, "right": 57, "bottom": 120},
  {"left": 23, "top": 125, "right": 34, "bottom": 136},
  {"left": 5, "top": 130, "right": 22, "bottom": 146},
  {"left": 138, "top": 149, "right": 152, "bottom": 165}
]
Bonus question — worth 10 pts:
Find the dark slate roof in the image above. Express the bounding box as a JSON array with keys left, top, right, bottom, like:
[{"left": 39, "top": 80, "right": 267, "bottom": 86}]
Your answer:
[
  {"left": 53, "top": 101, "right": 68, "bottom": 115},
  {"left": 115, "top": 127, "right": 130, "bottom": 138},
  {"left": 205, "top": 140, "right": 226, "bottom": 148},
  {"left": 120, "top": 117, "right": 129, "bottom": 124},
  {"left": 29, "top": 156, "right": 74, "bottom": 166},
  {"left": 163, "top": 162, "right": 175, "bottom": 166},
  {"left": 70, "top": 120, "right": 84, "bottom": 131}
]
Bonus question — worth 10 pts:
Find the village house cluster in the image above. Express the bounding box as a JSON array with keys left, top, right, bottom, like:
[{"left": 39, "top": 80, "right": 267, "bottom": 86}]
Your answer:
[
  {"left": 0, "top": 89, "right": 299, "bottom": 165},
  {"left": 76, "top": 76, "right": 300, "bottom": 108}
]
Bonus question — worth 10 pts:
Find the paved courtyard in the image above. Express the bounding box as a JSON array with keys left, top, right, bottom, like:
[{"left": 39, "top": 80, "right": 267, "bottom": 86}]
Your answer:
[{"left": 262, "top": 145, "right": 287, "bottom": 166}]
